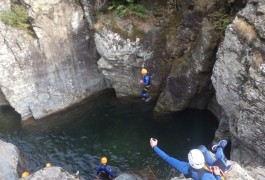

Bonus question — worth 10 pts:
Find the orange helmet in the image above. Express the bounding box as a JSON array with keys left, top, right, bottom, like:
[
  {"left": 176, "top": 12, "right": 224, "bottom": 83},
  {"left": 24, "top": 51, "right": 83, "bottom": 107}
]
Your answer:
[
  {"left": 141, "top": 68, "right": 147, "bottom": 75},
  {"left": 21, "top": 171, "right": 30, "bottom": 178},
  {"left": 45, "top": 163, "right": 52, "bottom": 168},
  {"left": 101, "top": 157, "right": 107, "bottom": 164}
]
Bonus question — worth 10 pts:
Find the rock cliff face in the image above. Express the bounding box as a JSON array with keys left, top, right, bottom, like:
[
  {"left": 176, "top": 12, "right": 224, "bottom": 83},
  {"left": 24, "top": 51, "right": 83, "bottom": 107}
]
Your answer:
[
  {"left": 0, "top": 0, "right": 265, "bottom": 179},
  {"left": 0, "top": 89, "right": 8, "bottom": 106},
  {"left": 153, "top": 0, "right": 227, "bottom": 111},
  {"left": 0, "top": 0, "right": 240, "bottom": 121},
  {"left": 212, "top": 0, "right": 265, "bottom": 166},
  {"left": 0, "top": 140, "right": 22, "bottom": 180},
  {"left": 95, "top": 28, "right": 152, "bottom": 96},
  {"left": 93, "top": 0, "right": 231, "bottom": 110},
  {"left": 0, "top": 0, "right": 109, "bottom": 120},
  {"left": 93, "top": 11, "right": 164, "bottom": 98}
]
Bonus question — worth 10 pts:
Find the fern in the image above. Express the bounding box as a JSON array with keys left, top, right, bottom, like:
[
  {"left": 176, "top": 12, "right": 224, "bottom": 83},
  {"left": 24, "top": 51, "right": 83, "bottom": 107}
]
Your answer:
[
  {"left": 208, "top": 12, "right": 231, "bottom": 32},
  {"left": 108, "top": 1, "right": 149, "bottom": 20}
]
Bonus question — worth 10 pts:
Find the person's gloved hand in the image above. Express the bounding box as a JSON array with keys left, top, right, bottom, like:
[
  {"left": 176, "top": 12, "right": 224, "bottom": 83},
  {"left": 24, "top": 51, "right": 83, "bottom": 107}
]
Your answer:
[
  {"left": 150, "top": 138, "right": 158, "bottom": 148},
  {"left": 212, "top": 166, "right": 221, "bottom": 176}
]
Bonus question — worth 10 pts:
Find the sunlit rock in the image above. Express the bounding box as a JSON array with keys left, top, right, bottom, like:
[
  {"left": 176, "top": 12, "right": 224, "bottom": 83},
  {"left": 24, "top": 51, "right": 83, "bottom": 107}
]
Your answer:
[
  {"left": 95, "top": 28, "right": 151, "bottom": 96},
  {"left": 212, "top": 0, "right": 265, "bottom": 167},
  {"left": 0, "top": 0, "right": 109, "bottom": 120}
]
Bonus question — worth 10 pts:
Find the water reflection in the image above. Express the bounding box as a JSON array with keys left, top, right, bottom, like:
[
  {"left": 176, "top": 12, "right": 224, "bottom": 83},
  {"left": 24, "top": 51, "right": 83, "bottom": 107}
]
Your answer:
[{"left": 0, "top": 92, "right": 218, "bottom": 180}]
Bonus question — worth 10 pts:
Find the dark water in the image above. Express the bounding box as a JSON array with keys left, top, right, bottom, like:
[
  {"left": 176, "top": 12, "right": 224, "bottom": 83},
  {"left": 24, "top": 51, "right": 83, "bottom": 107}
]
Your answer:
[{"left": 0, "top": 92, "right": 218, "bottom": 179}]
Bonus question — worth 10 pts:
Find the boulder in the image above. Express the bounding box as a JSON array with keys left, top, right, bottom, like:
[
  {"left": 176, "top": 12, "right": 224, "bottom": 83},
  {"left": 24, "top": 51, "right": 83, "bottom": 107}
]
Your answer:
[
  {"left": 19, "top": 166, "right": 79, "bottom": 180},
  {"left": 0, "top": 140, "right": 21, "bottom": 180}
]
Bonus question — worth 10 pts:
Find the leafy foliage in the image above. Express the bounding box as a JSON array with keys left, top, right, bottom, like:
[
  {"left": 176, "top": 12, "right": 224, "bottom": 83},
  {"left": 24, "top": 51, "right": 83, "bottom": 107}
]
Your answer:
[
  {"left": 108, "top": 0, "right": 149, "bottom": 20},
  {"left": 0, "top": 4, "right": 30, "bottom": 29},
  {"left": 208, "top": 12, "right": 231, "bottom": 32}
]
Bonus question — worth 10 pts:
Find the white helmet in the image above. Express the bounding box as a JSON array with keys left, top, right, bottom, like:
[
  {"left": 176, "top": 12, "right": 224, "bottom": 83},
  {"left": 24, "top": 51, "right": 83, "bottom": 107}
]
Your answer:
[{"left": 188, "top": 149, "right": 205, "bottom": 169}]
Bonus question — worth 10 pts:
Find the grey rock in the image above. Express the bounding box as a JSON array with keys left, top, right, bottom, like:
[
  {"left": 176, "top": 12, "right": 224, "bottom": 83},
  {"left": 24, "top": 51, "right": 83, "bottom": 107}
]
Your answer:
[
  {"left": 95, "top": 28, "right": 152, "bottom": 97},
  {"left": 79, "top": 0, "right": 96, "bottom": 28},
  {"left": 155, "top": 17, "right": 218, "bottom": 111},
  {"left": 0, "top": 140, "right": 21, "bottom": 180},
  {"left": 212, "top": 0, "right": 265, "bottom": 167},
  {"left": 0, "top": 89, "right": 9, "bottom": 106},
  {"left": 19, "top": 166, "right": 79, "bottom": 180},
  {"left": 0, "top": 0, "right": 109, "bottom": 120}
]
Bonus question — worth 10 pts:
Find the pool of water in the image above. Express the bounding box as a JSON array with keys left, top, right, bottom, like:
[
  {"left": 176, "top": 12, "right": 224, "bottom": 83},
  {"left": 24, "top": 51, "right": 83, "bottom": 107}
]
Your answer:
[{"left": 0, "top": 91, "right": 218, "bottom": 179}]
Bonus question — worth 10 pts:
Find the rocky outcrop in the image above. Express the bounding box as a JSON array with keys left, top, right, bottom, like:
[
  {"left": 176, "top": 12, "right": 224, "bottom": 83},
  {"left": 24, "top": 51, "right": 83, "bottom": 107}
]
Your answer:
[
  {"left": 95, "top": 28, "right": 151, "bottom": 97},
  {"left": 154, "top": 0, "right": 226, "bottom": 112},
  {"left": 212, "top": 0, "right": 265, "bottom": 166},
  {"left": 0, "top": 0, "right": 109, "bottom": 120},
  {"left": 0, "top": 140, "right": 22, "bottom": 180},
  {"left": 93, "top": 0, "right": 232, "bottom": 109},
  {"left": 19, "top": 166, "right": 79, "bottom": 180},
  {"left": 93, "top": 12, "right": 163, "bottom": 98},
  {"left": 0, "top": 89, "right": 9, "bottom": 106}
]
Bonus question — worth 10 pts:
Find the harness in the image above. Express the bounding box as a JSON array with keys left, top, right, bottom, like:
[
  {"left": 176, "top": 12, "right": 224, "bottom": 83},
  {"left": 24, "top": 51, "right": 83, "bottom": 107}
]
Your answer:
[
  {"left": 99, "top": 164, "right": 110, "bottom": 176},
  {"left": 185, "top": 165, "right": 225, "bottom": 180},
  {"left": 99, "top": 164, "right": 108, "bottom": 172}
]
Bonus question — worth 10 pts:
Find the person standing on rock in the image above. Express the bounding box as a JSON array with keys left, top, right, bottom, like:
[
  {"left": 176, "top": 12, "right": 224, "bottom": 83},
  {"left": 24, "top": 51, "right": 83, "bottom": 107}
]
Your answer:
[
  {"left": 140, "top": 68, "right": 151, "bottom": 102},
  {"left": 96, "top": 157, "right": 115, "bottom": 180},
  {"left": 149, "top": 138, "right": 232, "bottom": 180}
]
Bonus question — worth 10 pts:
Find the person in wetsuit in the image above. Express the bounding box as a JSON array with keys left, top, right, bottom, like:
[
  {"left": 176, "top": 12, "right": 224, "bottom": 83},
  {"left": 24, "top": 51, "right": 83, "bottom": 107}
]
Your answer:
[
  {"left": 149, "top": 138, "right": 231, "bottom": 180},
  {"left": 96, "top": 157, "right": 115, "bottom": 180},
  {"left": 140, "top": 68, "right": 151, "bottom": 101}
]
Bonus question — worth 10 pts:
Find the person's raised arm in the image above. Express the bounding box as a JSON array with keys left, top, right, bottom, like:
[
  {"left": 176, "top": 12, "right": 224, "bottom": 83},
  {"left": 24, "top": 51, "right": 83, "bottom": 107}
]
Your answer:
[{"left": 149, "top": 138, "right": 190, "bottom": 175}]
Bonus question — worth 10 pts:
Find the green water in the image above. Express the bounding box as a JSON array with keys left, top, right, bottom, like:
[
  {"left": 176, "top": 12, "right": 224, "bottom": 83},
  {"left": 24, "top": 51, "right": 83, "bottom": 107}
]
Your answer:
[{"left": 0, "top": 91, "right": 218, "bottom": 179}]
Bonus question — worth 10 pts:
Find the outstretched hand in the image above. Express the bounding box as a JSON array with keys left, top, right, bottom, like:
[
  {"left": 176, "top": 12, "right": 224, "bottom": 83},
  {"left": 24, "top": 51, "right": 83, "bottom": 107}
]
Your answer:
[{"left": 150, "top": 138, "right": 158, "bottom": 148}]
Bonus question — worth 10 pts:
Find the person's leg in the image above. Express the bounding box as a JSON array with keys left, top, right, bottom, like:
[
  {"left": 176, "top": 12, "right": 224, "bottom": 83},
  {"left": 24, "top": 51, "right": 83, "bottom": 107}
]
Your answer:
[
  {"left": 212, "top": 140, "right": 232, "bottom": 172},
  {"left": 215, "top": 147, "right": 227, "bottom": 163},
  {"left": 197, "top": 145, "right": 215, "bottom": 165},
  {"left": 141, "top": 90, "right": 148, "bottom": 99},
  {"left": 212, "top": 140, "right": 227, "bottom": 163},
  {"left": 212, "top": 140, "right": 227, "bottom": 152}
]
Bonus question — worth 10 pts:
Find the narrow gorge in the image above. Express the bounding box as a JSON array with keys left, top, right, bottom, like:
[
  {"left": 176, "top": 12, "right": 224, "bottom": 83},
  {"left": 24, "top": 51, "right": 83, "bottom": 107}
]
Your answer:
[{"left": 0, "top": 0, "right": 264, "bottom": 179}]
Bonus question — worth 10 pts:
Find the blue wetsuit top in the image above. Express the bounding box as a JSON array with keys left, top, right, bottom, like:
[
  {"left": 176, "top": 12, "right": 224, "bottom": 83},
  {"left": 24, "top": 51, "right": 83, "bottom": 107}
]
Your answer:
[
  {"left": 143, "top": 73, "right": 151, "bottom": 86},
  {"left": 153, "top": 146, "right": 221, "bottom": 180},
  {"left": 96, "top": 164, "right": 114, "bottom": 178}
]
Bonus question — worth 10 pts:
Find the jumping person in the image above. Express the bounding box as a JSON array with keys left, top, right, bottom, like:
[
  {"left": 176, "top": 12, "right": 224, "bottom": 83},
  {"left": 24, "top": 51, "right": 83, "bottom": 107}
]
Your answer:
[
  {"left": 96, "top": 157, "right": 115, "bottom": 180},
  {"left": 149, "top": 138, "right": 231, "bottom": 180},
  {"left": 140, "top": 68, "right": 151, "bottom": 102}
]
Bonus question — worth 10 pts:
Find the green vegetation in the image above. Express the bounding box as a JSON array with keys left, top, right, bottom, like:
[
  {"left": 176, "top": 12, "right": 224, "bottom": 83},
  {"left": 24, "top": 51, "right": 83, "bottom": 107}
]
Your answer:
[
  {"left": 208, "top": 12, "right": 231, "bottom": 32},
  {"left": 106, "top": 14, "right": 145, "bottom": 41},
  {"left": 0, "top": 4, "right": 30, "bottom": 30},
  {"left": 108, "top": 0, "right": 148, "bottom": 20}
]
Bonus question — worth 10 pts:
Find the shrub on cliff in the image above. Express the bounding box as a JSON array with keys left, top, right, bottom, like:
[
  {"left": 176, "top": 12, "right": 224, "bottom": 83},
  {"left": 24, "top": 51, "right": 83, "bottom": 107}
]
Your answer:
[
  {"left": 208, "top": 12, "right": 231, "bottom": 32},
  {"left": 108, "top": 0, "right": 149, "bottom": 20},
  {"left": 0, "top": 4, "right": 30, "bottom": 30}
]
